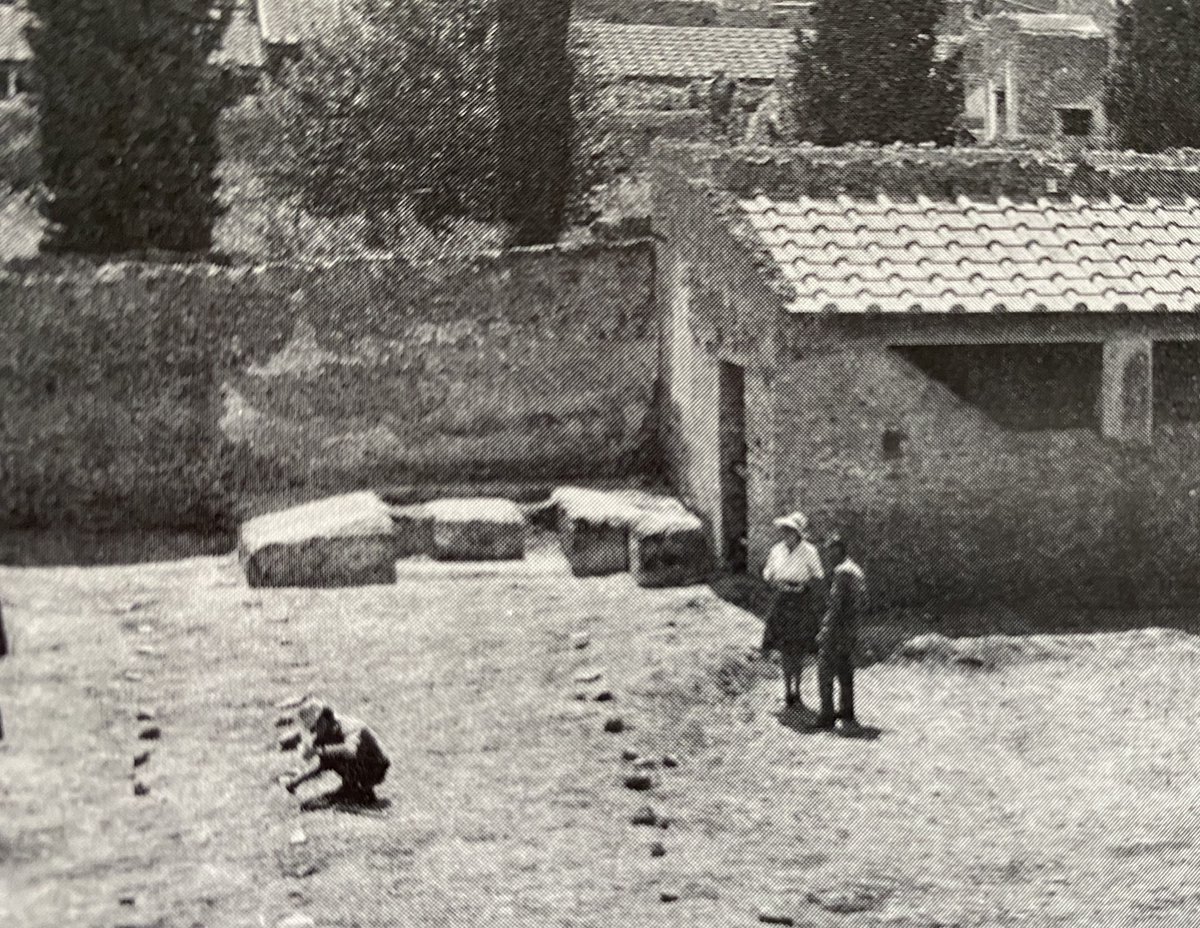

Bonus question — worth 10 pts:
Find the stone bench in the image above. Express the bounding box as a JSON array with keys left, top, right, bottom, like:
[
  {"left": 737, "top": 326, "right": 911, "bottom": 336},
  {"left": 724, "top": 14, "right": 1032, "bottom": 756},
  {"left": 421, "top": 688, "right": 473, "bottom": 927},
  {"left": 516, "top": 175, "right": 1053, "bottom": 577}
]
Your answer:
[
  {"left": 628, "top": 510, "right": 710, "bottom": 588},
  {"left": 425, "top": 497, "right": 526, "bottom": 561},
  {"left": 239, "top": 491, "right": 401, "bottom": 588},
  {"left": 551, "top": 487, "right": 697, "bottom": 579}
]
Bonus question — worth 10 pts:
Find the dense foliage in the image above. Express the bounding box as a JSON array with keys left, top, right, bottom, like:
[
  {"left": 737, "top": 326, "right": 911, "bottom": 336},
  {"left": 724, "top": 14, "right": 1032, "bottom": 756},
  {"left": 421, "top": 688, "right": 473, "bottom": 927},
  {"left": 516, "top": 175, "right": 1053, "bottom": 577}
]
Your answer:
[
  {"left": 263, "top": 0, "right": 497, "bottom": 233},
  {"left": 1107, "top": 0, "right": 1200, "bottom": 151},
  {"left": 495, "top": 0, "right": 576, "bottom": 244},
  {"left": 25, "top": 0, "right": 232, "bottom": 253},
  {"left": 788, "top": 0, "right": 963, "bottom": 146}
]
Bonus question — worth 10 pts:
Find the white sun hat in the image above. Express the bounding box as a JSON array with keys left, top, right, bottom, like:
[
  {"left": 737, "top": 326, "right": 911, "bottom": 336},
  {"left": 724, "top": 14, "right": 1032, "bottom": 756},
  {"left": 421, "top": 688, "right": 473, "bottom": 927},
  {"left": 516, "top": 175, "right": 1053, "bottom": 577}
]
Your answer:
[{"left": 772, "top": 511, "right": 810, "bottom": 534}]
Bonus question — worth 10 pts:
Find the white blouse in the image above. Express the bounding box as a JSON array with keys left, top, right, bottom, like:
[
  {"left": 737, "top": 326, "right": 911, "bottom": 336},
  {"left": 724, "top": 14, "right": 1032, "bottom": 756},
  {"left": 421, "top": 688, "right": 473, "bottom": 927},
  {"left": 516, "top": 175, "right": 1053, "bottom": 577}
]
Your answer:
[{"left": 762, "top": 540, "right": 825, "bottom": 587}]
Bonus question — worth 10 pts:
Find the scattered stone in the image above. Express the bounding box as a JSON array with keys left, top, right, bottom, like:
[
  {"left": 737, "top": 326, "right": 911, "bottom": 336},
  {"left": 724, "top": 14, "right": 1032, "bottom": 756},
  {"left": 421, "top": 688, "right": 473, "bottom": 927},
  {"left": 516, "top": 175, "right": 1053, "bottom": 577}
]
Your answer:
[
  {"left": 662, "top": 754, "right": 680, "bottom": 768},
  {"left": 132, "top": 751, "right": 151, "bottom": 768},
  {"left": 289, "top": 828, "right": 308, "bottom": 846},
  {"left": 629, "top": 511, "right": 710, "bottom": 588},
  {"left": 660, "top": 890, "right": 679, "bottom": 904},
  {"left": 277, "top": 914, "right": 316, "bottom": 928},
  {"left": 594, "top": 690, "right": 615, "bottom": 703},
  {"left": 624, "top": 772, "right": 654, "bottom": 791},
  {"left": 279, "top": 638, "right": 294, "bottom": 647},
  {"left": 117, "top": 895, "right": 137, "bottom": 907},
  {"left": 135, "top": 708, "right": 156, "bottom": 722},
  {"left": 426, "top": 497, "right": 526, "bottom": 561},
  {"left": 650, "top": 841, "right": 666, "bottom": 857},
  {"left": 603, "top": 716, "right": 626, "bottom": 734},
  {"left": 658, "top": 818, "right": 671, "bottom": 830},
  {"left": 572, "top": 692, "right": 588, "bottom": 702},
  {"left": 573, "top": 667, "right": 604, "bottom": 684},
  {"left": 138, "top": 726, "right": 162, "bottom": 741},
  {"left": 123, "top": 671, "right": 144, "bottom": 683},
  {"left": 133, "top": 780, "right": 150, "bottom": 797},
  {"left": 279, "top": 732, "right": 302, "bottom": 752},
  {"left": 634, "top": 758, "right": 658, "bottom": 770},
  {"left": 806, "top": 883, "right": 893, "bottom": 915},
  {"left": 239, "top": 491, "right": 401, "bottom": 588},
  {"left": 757, "top": 910, "right": 795, "bottom": 926},
  {"left": 276, "top": 715, "right": 296, "bottom": 728},
  {"left": 621, "top": 748, "right": 640, "bottom": 762},
  {"left": 631, "top": 806, "right": 658, "bottom": 826},
  {"left": 276, "top": 694, "right": 306, "bottom": 710},
  {"left": 571, "top": 632, "right": 590, "bottom": 650}
]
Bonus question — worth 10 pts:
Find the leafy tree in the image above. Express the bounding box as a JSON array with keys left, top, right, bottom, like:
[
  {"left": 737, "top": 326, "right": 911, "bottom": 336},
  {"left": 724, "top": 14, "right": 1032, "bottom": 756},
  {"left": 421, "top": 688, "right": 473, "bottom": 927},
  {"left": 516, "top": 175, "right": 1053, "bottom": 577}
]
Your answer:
[
  {"left": 25, "top": 0, "right": 232, "bottom": 254},
  {"left": 788, "top": 0, "right": 963, "bottom": 146},
  {"left": 262, "top": 0, "right": 496, "bottom": 232},
  {"left": 495, "top": 0, "right": 575, "bottom": 244},
  {"left": 1107, "top": 0, "right": 1200, "bottom": 152}
]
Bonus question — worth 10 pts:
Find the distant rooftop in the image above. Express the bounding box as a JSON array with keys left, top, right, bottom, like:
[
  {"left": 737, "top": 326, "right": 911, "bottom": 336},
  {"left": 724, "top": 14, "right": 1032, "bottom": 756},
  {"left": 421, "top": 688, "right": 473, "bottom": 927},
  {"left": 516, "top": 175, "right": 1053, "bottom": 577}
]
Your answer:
[
  {"left": 574, "top": 22, "right": 794, "bottom": 81},
  {"left": 996, "top": 12, "right": 1105, "bottom": 37},
  {"left": 0, "top": 5, "right": 31, "bottom": 63}
]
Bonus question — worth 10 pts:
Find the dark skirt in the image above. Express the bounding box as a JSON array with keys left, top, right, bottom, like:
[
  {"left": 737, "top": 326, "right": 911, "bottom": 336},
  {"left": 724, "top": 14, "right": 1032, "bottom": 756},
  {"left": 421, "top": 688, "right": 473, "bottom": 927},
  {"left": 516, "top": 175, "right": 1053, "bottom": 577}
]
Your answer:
[{"left": 762, "top": 588, "right": 821, "bottom": 660}]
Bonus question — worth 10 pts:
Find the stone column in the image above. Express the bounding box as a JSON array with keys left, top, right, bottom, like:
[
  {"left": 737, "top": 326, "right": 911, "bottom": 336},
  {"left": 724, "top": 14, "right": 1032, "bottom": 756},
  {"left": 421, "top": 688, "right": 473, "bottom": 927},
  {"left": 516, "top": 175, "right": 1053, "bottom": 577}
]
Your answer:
[{"left": 1101, "top": 336, "right": 1153, "bottom": 445}]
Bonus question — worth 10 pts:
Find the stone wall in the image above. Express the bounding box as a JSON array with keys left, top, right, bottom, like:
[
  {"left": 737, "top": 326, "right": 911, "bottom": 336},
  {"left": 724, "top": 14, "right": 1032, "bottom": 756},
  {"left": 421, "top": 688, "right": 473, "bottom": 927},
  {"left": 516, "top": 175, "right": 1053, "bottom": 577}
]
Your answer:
[
  {"left": 227, "top": 242, "right": 660, "bottom": 491},
  {"left": 0, "top": 241, "right": 658, "bottom": 529},
  {"left": 771, "top": 344, "right": 1200, "bottom": 606},
  {"left": 575, "top": 0, "right": 720, "bottom": 25}
]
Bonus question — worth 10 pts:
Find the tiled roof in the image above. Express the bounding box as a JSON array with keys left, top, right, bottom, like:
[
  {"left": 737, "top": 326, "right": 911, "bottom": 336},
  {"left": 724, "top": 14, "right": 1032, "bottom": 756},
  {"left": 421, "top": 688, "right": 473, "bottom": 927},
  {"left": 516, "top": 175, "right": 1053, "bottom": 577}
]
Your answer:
[
  {"left": 999, "top": 13, "right": 1105, "bottom": 38},
  {"left": 739, "top": 194, "right": 1200, "bottom": 314},
  {"left": 574, "top": 23, "right": 793, "bottom": 81},
  {"left": 0, "top": 6, "right": 31, "bottom": 63}
]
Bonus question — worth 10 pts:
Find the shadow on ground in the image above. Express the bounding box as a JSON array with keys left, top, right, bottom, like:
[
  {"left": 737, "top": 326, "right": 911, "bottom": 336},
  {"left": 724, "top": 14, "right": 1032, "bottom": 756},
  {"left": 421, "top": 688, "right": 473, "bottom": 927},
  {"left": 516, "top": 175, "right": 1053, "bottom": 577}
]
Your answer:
[{"left": 0, "top": 530, "right": 236, "bottom": 567}]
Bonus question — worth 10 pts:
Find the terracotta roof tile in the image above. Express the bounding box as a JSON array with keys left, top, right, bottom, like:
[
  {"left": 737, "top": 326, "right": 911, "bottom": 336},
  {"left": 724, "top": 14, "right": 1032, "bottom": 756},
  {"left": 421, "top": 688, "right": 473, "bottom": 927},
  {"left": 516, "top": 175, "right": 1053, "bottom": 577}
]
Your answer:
[
  {"left": 574, "top": 23, "right": 793, "bottom": 81},
  {"left": 739, "top": 194, "right": 1200, "bottom": 314}
]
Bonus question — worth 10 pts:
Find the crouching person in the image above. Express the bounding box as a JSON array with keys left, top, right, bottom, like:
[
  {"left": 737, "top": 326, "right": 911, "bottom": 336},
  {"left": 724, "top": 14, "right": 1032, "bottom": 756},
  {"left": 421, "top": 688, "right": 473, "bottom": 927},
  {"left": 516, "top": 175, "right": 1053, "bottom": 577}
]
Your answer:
[{"left": 286, "top": 699, "right": 390, "bottom": 804}]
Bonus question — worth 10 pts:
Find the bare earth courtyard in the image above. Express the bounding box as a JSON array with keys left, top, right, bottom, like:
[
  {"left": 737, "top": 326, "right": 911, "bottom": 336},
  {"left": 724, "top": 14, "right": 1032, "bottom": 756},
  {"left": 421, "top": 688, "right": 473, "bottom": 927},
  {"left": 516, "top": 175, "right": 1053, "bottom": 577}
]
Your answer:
[{"left": 2, "top": 553, "right": 1200, "bottom": 928}]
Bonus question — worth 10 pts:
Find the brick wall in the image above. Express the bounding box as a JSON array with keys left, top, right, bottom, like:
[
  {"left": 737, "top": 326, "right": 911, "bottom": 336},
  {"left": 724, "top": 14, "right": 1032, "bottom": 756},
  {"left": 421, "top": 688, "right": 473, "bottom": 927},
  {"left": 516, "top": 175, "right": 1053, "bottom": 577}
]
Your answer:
[{"left": 771, "top": 343, "right": 1200, "bottom": 606}]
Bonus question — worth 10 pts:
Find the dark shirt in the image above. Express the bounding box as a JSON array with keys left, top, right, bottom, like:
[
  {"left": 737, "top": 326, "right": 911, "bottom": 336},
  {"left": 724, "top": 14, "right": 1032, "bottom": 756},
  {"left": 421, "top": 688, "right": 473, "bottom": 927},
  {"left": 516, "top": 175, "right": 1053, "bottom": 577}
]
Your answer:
[
  {"left": 314, "top": 715, "right": 389, "bottom": 769},
  {"left": 820, "top": 559, "right": 868, "bottom": 653}
]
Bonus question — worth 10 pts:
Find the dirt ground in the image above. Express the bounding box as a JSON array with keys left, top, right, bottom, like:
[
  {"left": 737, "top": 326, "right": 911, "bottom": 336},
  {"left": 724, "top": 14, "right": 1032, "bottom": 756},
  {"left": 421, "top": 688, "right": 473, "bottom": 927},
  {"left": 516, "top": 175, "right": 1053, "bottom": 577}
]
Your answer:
[{"left": 3, "top": 551, "right": 1200, "bottom": 928}]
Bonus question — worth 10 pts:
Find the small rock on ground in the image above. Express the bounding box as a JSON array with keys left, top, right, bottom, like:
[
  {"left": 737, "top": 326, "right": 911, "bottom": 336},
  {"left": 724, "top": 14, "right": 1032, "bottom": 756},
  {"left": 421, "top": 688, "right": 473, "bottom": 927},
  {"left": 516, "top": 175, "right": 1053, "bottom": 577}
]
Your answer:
[
  {"left": 650, "top": 841, "right": 666, "bottom": 857},
  {"left": 757, "top": 911, "right": 795, "bottom": 926},
  {"left": 631, "top": 806, "right": 658, "bottom": 826},
  {"left": 138, "top": 726, "right": 161, "bottom": 741},
  {"left": 621, "top": 748, "right": 640, "bottom": 762},
  {"left": 573, "top": 667, "right": 605, "bottom": 684},
  {"left": 132, "top": 751, "right": 151, "bottom": 768},
  {"left": 624, "top": 772, "right": 654, "bottom": 791},
  {"left": 279, "top": 732, "right": 302, "bottom": 751},
  {"left": 135, "top": 708, "right": 156, "bottom": 722},
  {"left": 594, "top": 691, "right": 616, "bottom": 703},
  {"left": 133, "top": 781, "right": 150, "bottom": 797},
  {"left": 603, "top": 717, "right": 625, "bottom": 734},
  {"left": 276, "top": 715, "right": 295, "bottom": 728},
  {"left": 662, "top": 754, "right": 680, "bottom": 768},
  {"left": 660, "top": 891, "right": 679, "bottom": 903},
  {"left": 571, "top": 633, "right": 590, "bottom": 650}
]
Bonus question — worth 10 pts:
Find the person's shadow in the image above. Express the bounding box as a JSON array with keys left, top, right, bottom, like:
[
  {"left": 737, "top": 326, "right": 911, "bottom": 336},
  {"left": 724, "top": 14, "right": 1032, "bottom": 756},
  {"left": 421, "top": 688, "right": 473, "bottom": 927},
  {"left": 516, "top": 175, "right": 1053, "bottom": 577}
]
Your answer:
[
  {"left": 774, "top": 706, "right": 883, "bottom": 741},
  {"left": 300, "top": 788, "right": 393, "bottom": 816}
]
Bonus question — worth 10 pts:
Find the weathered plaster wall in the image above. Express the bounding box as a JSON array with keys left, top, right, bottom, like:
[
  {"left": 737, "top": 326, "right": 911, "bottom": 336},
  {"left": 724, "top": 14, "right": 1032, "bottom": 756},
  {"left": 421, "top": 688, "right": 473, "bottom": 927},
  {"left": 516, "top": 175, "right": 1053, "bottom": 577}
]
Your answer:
[
  {"left": 227, "top": 243, "right": 659, "bottom": 490},
  {"left": 0, "top": 242, "right": 658, "bottom": 529},
  {"left": 772, "top": 342, "right": 1200, "bottom": 606}
]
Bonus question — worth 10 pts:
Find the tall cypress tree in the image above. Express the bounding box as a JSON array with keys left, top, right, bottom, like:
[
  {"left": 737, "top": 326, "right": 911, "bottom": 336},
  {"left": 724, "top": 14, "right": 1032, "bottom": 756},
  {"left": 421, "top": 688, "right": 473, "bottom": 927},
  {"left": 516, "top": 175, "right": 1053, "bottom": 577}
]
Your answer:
[
  {"left": 789, "top": 0, "right": 963, "bottom": 146},
  {"left": 495, "top": 0, "right": 574, "bottom": 245},
  {"left": 25, "top": 0, "right": 231, "bottom": 254},
  {"left": 1107, "top": 0, "right": 1200, "bottom": 152}
]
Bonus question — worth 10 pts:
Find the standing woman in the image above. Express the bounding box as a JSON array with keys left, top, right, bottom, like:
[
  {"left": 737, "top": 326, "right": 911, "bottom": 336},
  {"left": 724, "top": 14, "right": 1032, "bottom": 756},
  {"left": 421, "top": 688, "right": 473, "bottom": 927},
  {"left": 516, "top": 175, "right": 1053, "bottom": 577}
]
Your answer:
[{"left": 761, "top": 511, "right": 825, "bottom": 709}]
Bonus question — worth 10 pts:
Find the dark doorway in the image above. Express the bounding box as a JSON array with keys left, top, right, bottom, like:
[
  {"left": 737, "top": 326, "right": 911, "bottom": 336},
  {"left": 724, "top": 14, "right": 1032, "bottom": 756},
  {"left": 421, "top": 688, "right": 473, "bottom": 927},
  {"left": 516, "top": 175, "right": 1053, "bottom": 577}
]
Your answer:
[{"left": 719, "top": 361, "right": 748, "bottom": 572}]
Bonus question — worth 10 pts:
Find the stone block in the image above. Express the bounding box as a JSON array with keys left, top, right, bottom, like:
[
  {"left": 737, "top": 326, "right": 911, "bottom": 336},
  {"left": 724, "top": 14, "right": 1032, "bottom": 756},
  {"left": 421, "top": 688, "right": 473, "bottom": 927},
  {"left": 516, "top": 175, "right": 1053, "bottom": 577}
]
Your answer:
[
  {"left": 629, "top": 511, "right": 710, "bottom": 588},
  {"left": 239, "top": 491, "right": 399, "bottom": 588},
  {"left": 551, "top": 487, "right": 691, "bottom": 578},
  {"left": 426, "top": 498, "right": 526, "bottom": 561},
  {"left": 388, "top": 503, "right": 436, "bottom": 557}
]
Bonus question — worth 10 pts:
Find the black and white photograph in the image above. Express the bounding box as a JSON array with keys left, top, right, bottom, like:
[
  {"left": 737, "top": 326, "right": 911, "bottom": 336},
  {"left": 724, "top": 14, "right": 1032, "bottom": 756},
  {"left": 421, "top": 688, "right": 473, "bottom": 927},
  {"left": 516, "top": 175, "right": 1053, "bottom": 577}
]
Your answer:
[{"left": 2, "top": 0, "right": 1199, "bottom": 925}]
